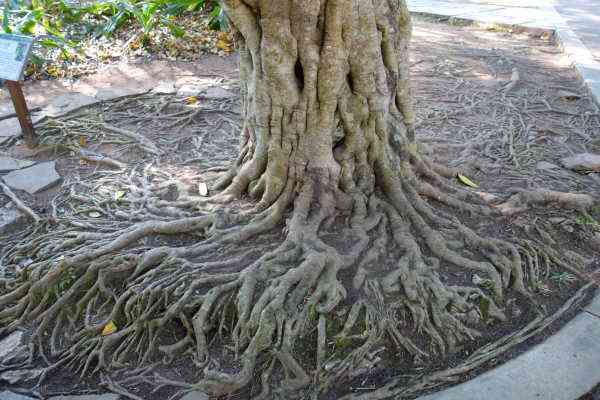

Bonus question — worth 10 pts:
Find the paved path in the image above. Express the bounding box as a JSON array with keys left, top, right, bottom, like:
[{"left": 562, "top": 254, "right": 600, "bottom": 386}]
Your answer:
[
  {"left": 553, "top": 0, "right": 600, "bottom": 61},
  {"left": 407, "top": 0, "right": 561, "bottom": 29},
  {"left": 406, "top": 0, "right": 600, "bottom": 110}
]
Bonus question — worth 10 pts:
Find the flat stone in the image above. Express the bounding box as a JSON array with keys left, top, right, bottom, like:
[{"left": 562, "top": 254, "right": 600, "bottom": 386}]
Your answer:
[
  {"left": 0, "top": 118, "right": 21, "bottom": 139},
  {"left": 202, "top": 86, "right": 235, "bottom": 99},
  {"left": 2, "top": 161, "right": 61, "bottom": 194},
  {"left": 0, "top": 206, "right": 26, "bottom": 234},
  {"left": 0, "top": 391, "right": 37, "bottom": 400},
  {"left": 0, "top": 368, "right": 43, "bottom": 385},
  {"left": 180, "top": 391, "right": 209, "bottom": 400},
  {"left": 0, "top": 156, "right": 35, "bottom": 172},
  {"left": 417, "top": 311, "right": 600, "bottom": 400},
  {"left": 0, "top": 331, "right": 25, "bottom": 360},
  {"left": 48, "top": 394, "right": 120, "bottom": 400},
  {"left": 152, "top": 80, "right": 177, "bottom": 94},
  {"left": 43, "top": 93, "right": 97, "bottom": 118},
  {"left": 536, "top": 161, "right": 560, "bottom": 171},
  {"left": 560, "top": 153, "right": 600, "bottom": 172}
]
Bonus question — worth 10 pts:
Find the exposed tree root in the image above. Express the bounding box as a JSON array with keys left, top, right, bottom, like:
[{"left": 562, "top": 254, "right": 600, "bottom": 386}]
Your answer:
[
  {"left": 1, "top": 1, "right": 597, "bottom": 399},
  {"left": 1, "top": 143, "right": 588, "bottom": 398}
]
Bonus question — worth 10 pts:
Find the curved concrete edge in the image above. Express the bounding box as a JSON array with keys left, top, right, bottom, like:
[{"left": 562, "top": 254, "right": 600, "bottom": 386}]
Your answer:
[
  {"left": 417, "top": 290, "right": 600, "bottom": 400},
  {"left": 554, "top": 23, "right": 600, "bottom": 107},
  {"left": 406, "top": 1, "right": 600, "bottom": 107}
]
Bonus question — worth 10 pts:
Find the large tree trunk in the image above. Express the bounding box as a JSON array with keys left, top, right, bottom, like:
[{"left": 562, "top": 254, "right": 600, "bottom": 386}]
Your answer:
[
  {"left": 201, "top": 0, "right": 525, "bottom": 394},
  {"left": 2, "top": 1, "right": 592, "bottom": 399},
  {"left": 218, "top": 0, "right": 416, "bottom": 211}
]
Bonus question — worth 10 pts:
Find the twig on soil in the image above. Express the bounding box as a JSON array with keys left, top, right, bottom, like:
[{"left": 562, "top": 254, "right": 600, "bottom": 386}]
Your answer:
[
  {"left": 503, "top": 67, "right": 520, "bottom": 96},
  {"left": 0, "top": 181, "right": 41, "bottom": 223}
]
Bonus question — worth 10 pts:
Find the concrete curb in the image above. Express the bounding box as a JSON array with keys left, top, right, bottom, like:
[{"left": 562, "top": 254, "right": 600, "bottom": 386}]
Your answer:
[
  {"left": 408, "top": 3, "right": 600, "bottom": 107},
  {"left": 554, "top": 23, "right": 600, "bottom": 107},
  {"left": 416, "top": 291, "right": 600, "bottom": 400}
]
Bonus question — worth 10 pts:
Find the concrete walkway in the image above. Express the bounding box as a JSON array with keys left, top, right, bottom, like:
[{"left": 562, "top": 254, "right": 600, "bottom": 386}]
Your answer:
[
  {"left": 553, "top": 0, "right": 600, "bottom": 61},
  {"left": 406, "top": 0, "right": 600, "bottom": 105}
]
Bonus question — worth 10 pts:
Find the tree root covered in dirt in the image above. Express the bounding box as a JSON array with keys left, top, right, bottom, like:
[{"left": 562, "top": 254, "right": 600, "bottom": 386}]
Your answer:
[{"left": 1, "top": 1, "right": 598, "bottom": 399}]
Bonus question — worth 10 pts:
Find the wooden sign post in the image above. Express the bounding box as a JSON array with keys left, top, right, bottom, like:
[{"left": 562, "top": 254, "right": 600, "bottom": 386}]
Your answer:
[{"left": 0, "top": 33, "right": 38, "bottom": 148}]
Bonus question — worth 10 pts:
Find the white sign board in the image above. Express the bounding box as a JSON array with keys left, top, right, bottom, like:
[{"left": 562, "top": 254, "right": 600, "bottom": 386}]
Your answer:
[{"left": 0, "top": 34, "right": 34, "bottom": 81}]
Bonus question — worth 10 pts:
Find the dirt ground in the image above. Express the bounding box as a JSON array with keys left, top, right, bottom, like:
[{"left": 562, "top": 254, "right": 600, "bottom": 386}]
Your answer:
[{"left": 1, "top": 16, "right": 599, "bottom": 400}]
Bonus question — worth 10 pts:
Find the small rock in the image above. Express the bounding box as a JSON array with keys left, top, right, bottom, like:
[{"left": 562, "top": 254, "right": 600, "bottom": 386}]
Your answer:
[
  {"left": 177, "top": 84, "right": 205, "bottom": 97},
  {"left": 180, "top": 392, "right": 209, "bottom": 400},
  {"left": 2, "top": 161, "right": 61, "bottom": 194},
  {"left": 0, "top": 391, "right": 37, "bottom": 400},
  {"left": 0, "top": 206, "right": 26, "bottom": 234},
  {"left": 536, "top": 161, "right": 560, "bottom": 171},
  {"left": 202, "top": 86, "right": 234, "bottom": 99},
  {"left": 48, "top": 395, "right": 119, "bottom": 400},
  {"left": 560, "top": 153, "right": 600, "bottom": 173},
  {"left": 152, "top": 80, "right": 177, "bottom": 94},
  {"left": 511, "top": 305, "right": 523, "bottom": 319},
  {"left": 472, "top": 274, "right": 484, "bottom": 286},
  {"left": 589, "top": 234, "right": 600, "bottom": 252},
  {"left": 0, "top": 368, "right": 43, "bottom": 385},
  {"left": 548, "top": 217, "right": 566, "bottom": 224},
  {"left": 0, "top": 156, "right": 35, "bottom": 172}
]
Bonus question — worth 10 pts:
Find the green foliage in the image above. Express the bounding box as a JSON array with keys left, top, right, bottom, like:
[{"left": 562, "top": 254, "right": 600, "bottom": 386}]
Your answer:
[
  {"left": 2, "top": 0, "right": 80, "bottom": 57},
  {"left": 1, "top": 0, "right": 224, "bottom": 56}
]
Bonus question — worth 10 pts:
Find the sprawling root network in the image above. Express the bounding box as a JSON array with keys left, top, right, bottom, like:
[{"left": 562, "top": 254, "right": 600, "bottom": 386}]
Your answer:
[
  {"left": 0, "top": 0, "right": 595, "bottom": 399},
  {"left": 0, "top": 147, "right": 549, "bottom": 398}
]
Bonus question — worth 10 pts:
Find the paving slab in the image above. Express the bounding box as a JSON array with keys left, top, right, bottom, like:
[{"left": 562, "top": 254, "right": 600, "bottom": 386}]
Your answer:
[
  {"left": 2, "top": 161, "right": 61, "bottom": 194},
  {"left": 0, "top": 118, "right": 21, "bottom": 142},
  {"left": 43, "top": 93, "right": 97, "bottom": 117},
  {"left": 0, "top": 368, "right": 43, "bottom": 385},
  {"left": 417, "top": 308, "right": 600, "bottom": 400},
  {"left": 0, "top": 331, "right": 24, "bottom": 360},
  {"left": 0, "top": 156, "right": 35, "bottom": 172},
  {"left": 0, "top": 391, "right": 37, "bottom": 400}
]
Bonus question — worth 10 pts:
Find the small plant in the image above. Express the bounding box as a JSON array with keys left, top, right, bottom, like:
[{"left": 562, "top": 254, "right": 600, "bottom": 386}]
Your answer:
[
  {"left": 531, "top": 280, "right": 552, "bottom": 296},
  {"left": 575, "top": 213, "right": 600, "bottom": 230},
  {"left": 550, "top": 272, "right": 577, "bottom": 287}
]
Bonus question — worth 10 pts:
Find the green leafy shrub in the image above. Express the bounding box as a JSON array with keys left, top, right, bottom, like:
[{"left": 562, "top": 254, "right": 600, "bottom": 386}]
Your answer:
[{"left": 1, "top": 0, "right": 224, "bottom": 55}]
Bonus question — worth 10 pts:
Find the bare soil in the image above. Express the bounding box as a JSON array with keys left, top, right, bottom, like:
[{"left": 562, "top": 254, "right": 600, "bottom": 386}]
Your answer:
[{"left": 1, "top": 16, "right": 599, "bottom": 400}]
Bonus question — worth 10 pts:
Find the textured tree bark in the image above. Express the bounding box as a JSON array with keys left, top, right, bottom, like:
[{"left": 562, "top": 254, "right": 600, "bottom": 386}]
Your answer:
[{"left": 217, "top": 0, "right": 416, "bottom": 212}]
